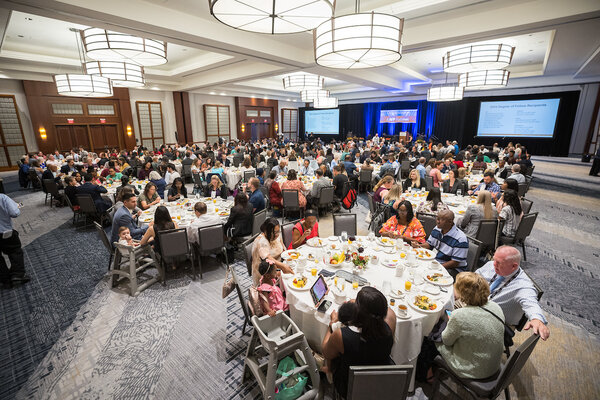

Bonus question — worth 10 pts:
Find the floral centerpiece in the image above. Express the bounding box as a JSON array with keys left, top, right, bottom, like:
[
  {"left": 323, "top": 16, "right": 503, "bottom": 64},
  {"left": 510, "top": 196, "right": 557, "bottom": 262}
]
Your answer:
[{"left": 351, "top": 252, "right": 369, "bottom": 270}]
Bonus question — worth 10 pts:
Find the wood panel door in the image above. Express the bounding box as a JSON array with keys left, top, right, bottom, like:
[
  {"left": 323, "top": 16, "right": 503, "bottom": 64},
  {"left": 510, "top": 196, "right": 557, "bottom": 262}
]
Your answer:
[
  {"left": 55, "top": 125, "right": 89, "bottom": 152},
  {"left": 89, "top": 124, "right": 119, "bottom": 151}
]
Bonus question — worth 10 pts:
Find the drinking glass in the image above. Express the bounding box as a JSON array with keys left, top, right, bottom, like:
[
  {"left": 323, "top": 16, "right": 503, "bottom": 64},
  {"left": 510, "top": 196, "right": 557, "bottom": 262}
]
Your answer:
[
  {"left": 311, "top": 267, "right": 317, "bottom": 277},
  {"left": 368, "top": 231, "right": 375, "bottom": 242},
  {"left": 456, "top": 189, "right": 462, "bottom": 197},
  {"left": 420, "top": 187, "right": 425, "bottom": 193},
  {"left": 382, "top": 280, "right": 392, "bottom": 295},
  {"left": 341, "top": 231, "right": 348, "bottom": 242},
  {"left": 352, "top": 279, "right": 359, "bottom": 290}
]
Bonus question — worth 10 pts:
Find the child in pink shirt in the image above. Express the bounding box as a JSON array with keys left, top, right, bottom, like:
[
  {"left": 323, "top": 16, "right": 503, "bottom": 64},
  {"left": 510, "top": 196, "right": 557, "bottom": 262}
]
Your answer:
[{"left": 257, "top": 260, "right": 289, "bottom": 316}]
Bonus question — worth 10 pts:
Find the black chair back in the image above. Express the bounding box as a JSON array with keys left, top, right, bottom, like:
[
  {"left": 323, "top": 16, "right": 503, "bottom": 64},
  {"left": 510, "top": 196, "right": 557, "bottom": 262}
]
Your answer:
[
  {"left": 94, "top": 221, "right": 112, "bottom": 252},
  {"left": 347, "top": 365, "right": 413, "bottom": 400},
  {"left": 416, "top": 212, "right": 437, "bottom": 238},
  {"left": 281, "top": 220, "right": 300, "bottom": 249},
  {"left": 157, "top": 228, "right": 191, "bottom": 260},
  {"left": 359, "top": 169, "right": 372, "bottom": 183},
  {"left": 43, "top": 179, "right": 61, "bottom": 197},
  {"left": 333, "top": 213, "right": 357, "bottom": 236},
  {"left": 192, "top": 172, "right": 203, "bottom": 186},
  {"left": 517, "top": 182, "right": 528, "bottom": 197},
  {"left": 243, "top": 170, "right": 256, "bottom": 182},
  {"left": 425, "top": 176, "right": 433, "bottom": 190},
  {"left": 400, "top": 160, "right": 411, "bottom": 179},
  {"left": 76, "top": 194, "right": 97, "bottom": 214},
  {"left": 252, "top": 209, "right": 267, "bottom": 236},
  {"left": 521, "top": 198, "right": 533, "bottom": 214},
  {"left": 367, "top": 192, "right": 376, "bottom": 214},
  {"left": 467, "top": 236, "right": 483, "bottom": 272},
  {"left": 183, "top": 164, "right": 193, "bottom": 181},
  {"left": 514, "top": 212, "right": 538, "bottom": 243},
  {"left": 492, "top": 334, "right": 541, "bottom": 395},
  {"left": 475, "top": 219, "right": 499, "bottom": 250},
  {"left": 318, "top": 186, "right": 335, "bottom": 206},
  {"left": 197, "top": 224, "right": 226, "bottom": 253},
  {"left": 242, "top": 234, "right": 258, "bottom": 276}
]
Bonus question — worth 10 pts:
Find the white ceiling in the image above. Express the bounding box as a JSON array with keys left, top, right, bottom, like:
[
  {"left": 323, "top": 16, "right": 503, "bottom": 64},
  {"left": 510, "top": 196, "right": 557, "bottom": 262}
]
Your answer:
[{"left": 0, "top": 0, "right": 598, "bottom": 102}]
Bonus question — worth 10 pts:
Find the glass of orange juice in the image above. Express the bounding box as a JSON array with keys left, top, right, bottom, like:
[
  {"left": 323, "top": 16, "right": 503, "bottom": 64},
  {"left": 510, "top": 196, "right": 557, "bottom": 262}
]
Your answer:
[
  {"left": 177, "top": 215, "right": 181, "bottom": 220},
  {"left": 215, "top": 207, "right": 219, "bottom": 212},
  {"left": 213, "top": 199, "right": 217, "bottom": 204},
  {"left": 405, "top": 280, "right": 412, "bottom": 291},
  {"left": 352, "top": 279, "right": 359, "bottom": 289},
  {"left": 334, "top": 276, "right": 338, "bottom": 286}
]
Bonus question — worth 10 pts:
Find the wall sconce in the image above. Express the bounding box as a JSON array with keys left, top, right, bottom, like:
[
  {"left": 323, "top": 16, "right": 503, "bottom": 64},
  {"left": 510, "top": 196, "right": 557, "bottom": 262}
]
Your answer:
[
  {"left": 275, "top": 123, "right": 279, "bottom": 132},
  {"left": 241, "top": 124, "right": 245, "bottom": 133},
  {"left": 39, "top": 127, "right": 47, "bottom": 139},
  {"left": 127, "top": 125, "right": 133, "bottom": 136}
]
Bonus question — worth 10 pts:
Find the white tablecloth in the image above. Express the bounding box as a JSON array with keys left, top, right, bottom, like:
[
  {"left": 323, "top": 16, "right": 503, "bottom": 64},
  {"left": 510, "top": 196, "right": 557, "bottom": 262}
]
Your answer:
[
  {"left": 137, "top": 197, "right": 233, "bottom": 226},
  {"left": 281, "top": 237, "right": 453, "bottom": 366}
]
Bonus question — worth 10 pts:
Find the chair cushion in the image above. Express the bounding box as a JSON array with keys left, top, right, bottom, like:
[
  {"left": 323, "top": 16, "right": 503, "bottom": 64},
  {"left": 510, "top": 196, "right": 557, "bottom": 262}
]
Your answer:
[{"left": 434, "top": 356, "right": 501, "bottom": 397}]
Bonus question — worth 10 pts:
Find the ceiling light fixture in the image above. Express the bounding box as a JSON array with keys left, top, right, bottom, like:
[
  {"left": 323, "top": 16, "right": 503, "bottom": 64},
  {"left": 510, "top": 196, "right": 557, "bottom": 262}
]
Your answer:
[
  {"left": 443, "top": 43, "right": 514, "bottom": 73},
  {"left": 282, "top": 74, "right": 324, "bottom": 90},
  {"left": 300, "top": 89, "right": 330, "bottom": 102},
  {"left": 458, "top": 69, "right": 509, "bottom": 90},
  {"left": 54, "top": 74, "right": 113, "bottom": 97},
  {"left": 427, "top": 74, "right": 463, "bottom": 102},
  {"left": 81, "top": 28, "right": 167, "bottom": 66},
  {"left": 84, "top": 61, "right": 145, "bottom": 87},
  {"left": 313, "top": 96, "right": 338, "bottom": 108},
  {"left": 208, "top": 0, "right": 335, "bottom": 34},
  {"left": 314, "top": 1, "right": 404, "bottom": 70}
]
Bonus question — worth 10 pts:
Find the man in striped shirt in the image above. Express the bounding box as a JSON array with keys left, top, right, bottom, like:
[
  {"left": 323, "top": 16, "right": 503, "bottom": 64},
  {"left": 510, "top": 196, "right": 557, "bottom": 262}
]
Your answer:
[{"left": 412, "top": 210, "right": 468, "bottom": 278}]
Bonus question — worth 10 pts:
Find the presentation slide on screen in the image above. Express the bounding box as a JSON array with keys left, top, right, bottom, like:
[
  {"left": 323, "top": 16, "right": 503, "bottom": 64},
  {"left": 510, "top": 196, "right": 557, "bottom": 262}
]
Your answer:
[
  {"left": 380, "top": 109, "right": 418, "bottom": 123},
  {"left": 305, "top": 109, "right": 340, "bottom": 135},
  {"left": 477, "top": 99, "right": 560, "bottom": 138}
]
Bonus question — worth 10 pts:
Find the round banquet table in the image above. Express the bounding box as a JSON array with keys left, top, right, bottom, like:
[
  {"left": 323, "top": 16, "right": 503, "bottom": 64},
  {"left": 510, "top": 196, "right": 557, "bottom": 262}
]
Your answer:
[
  {"left": 224, "top": 168, "right": 243, "bottom": 190},
  {"left": 276, "top": 175, "right": 317, "bottom": 194},
  {"left": 137, "top": 196, "right": 233, "bottom": 227},
  {"left": 281, "top": 236, "right": 453, "bottom": 388}
]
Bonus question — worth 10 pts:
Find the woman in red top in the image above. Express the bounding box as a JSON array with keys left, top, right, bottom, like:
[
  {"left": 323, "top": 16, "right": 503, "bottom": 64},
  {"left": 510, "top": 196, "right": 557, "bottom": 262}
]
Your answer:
[{"left": 288, "top": 210, "right": 319, "bottom": 249}]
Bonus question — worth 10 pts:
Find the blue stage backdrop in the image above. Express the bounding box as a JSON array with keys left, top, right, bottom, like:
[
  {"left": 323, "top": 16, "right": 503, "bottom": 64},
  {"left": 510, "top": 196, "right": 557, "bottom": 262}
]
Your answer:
[{"left": 364, "top": 100, "right": 435, "bottom": 140}]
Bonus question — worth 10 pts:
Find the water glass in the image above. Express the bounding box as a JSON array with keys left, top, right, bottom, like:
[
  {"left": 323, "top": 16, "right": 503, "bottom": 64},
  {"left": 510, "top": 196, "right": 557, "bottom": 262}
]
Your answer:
[
  {"left": 456, "top": 189, "right": 462, "bottom": 197},
  {"left": 368, "top": 231, "right": 375, "bottom": 242},
  {"left": 382, "top": 280, "right": 392, "bottom": 295},
  {"left": 341, "top": 231, "right": 348, "bottom": 242}
]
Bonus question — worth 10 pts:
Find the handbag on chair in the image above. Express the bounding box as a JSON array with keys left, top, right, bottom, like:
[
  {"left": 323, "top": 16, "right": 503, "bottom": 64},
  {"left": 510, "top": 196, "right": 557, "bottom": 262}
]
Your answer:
[{"left": 222, "top": 266, "right": 235, "bottom": 298}]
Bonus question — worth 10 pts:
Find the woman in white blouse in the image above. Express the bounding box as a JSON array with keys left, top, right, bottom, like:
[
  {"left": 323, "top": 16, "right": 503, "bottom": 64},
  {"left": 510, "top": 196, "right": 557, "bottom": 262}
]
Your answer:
[
  {"left": 251, "top": 218, "right": 293, "bottom": 286},
  {"left": 498, "top": 189, "right": 522, "bottom": 237}
]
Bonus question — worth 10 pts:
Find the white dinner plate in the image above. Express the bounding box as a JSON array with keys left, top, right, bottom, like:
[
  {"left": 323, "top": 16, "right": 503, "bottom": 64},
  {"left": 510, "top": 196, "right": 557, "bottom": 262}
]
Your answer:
[
  {"left": 281, "top": 250, "right": 303, "bottom": 260},
  {"left": 423, "top": 273, "right": 453, "bottom": 286},
  {"left": 425, "top": 285, "right": 441, "bottom": 295},
  {"left": 381, "top": 258, "right": 401, "bottom": 268},
  {"left": 307, "top": 238, "right": 326, "bottom": 247},
  {"left": 412, "top": 248, "right": 436, "bottom": 260},
  {"left": 285, "top": 275, "right": 314, "bottom": 291},
  {"left": 408, "top": 295, "right": 440, "bottom": 314},
  {"left": 377, "top": 238, "right": 395, "bottom": 247},
  {"left": 328, "top": 236, "right": 338, "bottom": 241},
  {"left": 388, "top": 288, "right": 405, "bottom": 298}
]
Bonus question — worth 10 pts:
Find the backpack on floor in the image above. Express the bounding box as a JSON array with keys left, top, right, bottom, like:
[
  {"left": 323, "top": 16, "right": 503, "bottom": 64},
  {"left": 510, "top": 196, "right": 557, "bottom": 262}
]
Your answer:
[{"left": 341, "top": 188, "right": 357, "bottom": 210}]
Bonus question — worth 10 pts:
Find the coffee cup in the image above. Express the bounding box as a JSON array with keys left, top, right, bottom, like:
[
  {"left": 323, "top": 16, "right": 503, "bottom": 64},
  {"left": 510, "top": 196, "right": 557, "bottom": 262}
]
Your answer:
[
  {"left": 395, "top": 264, "right": 405, "bottom": 277},
  {"left": 397, "top": 304, "right": 408, "bottom": 318},
  {"left": 431, "top": 261, "right": 442, "bottom": 270}
]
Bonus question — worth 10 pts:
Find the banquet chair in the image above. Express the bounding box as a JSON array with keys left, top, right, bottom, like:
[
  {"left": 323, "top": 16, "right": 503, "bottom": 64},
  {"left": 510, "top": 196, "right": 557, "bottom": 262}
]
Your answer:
[
  {"left": 341, "top": 180, "right": 356, "bottom": 212},
  {"left": 416, "top": 212, "right": 437, "bottom": 239},
  {"left": 111, "top": 242, "right": 163, "bottom": 296},
  {"left": 333, "top": 213, "right": 357, "bottom": 236},
  {"left": 252, "top": 208, "right": 267, "bottom": 236},
  {"left": 499, "top": 212, "right": 538, "bottom": 261},
  {"left": 281, "top": 219, "right": 300, "bottom": 249},
  {"left": 466, "top": 237, "right": 484, "bottom": 272},
  {"left": 525, "top": 175, "right": 533, "bottom": 191},
  {"left": 326, "top": 154, "right": 334, "bottom": 165},
  {"left": 182, "top": 164, "right": 193, "bottom": 183},
  {"left": 64, "top": 194, "right": 83, "bottom": 226},
  {"left": 258, "top": 186, "right": 270, "bottom": 210},
  {"left": 432, "top": 334, "right": 541, "bottom": 400},
  {"left": 243, "top": 169, "right": 256, "bottom": 183},
  {"left": 282, "top": 189, "right": 303, "bottom": 220},
  {"left": 242, "top": 233, "right": 258, "bottom": 276},
  {"left": 157, "top": 228, "right": 196, "bottom": 280},
  {"left": 475, "top": 219, "right": 500, "bottom": 254},
  {"left": 346, "top": 365, "right": 413, "bottom": 400},
  {"left": 233, "top": 154, "right": 244, "bottom": 167},
  {"left": 229, "top": 265, "right": 253, "bottom": 336},
  {"left": 358, "top": 169, "right": 373, "bottom": 193},
  {"left": 425, "top": 176, "right": 434, "bottom": 190},
  {"left": 43, "top": 179, "right": 62, "bottom": 208},
  {"left": 195, "top": 224, "right": 228, "bottom": 279},
  {"left": 76, "top": 194, "right": 111, "bottom": 228},
  {"left": 521, "top": 198, "right": 533, "bottom": 214},
  {"left": 517, "top": 182, "right": 528, "bottom": 197},
  {"left": 94, "top": 221, "right": 115, "bottom": 272},
  {"left": 192, "top": 173, "right": 204, "bottom": 194},
  {"left": 400, "top": 160, "right": 411, "bottom": 179},
  {"left": 315, "top": 185, "right": 335, "bottom": 216}
]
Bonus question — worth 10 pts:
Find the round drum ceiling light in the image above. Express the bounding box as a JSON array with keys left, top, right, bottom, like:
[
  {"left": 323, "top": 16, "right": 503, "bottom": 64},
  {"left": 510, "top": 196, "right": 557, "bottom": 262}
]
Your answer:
[
  {"left": 458, "top": 69, "right": 509, "bottom": 90},
  {"left": 427, "top": 85, "right": 464, "bottom": 102},
  {"left": 443, "top": 43, "right": 514, "bottom": 74},
  {"left": 313, "top": 96, "right": 338, "bottom": 108},
  {"left": 81, "top": 28, "right": 167, "bottom": 66},
  {"left": 84, "top": 61, "right": 145, "bottom": 87},
  {"left": 54, "top": 74, "right": 113, "bottom": 97},
  {"left": 300, "top": 89, "right": 330, "bottom": 102},
  {"left": 314, "top": 12, "right": 403, "bottom": 69},
  {"left": 208, "top": 0, "right": 335, "bottom": 34},
  {"left": 283, "top": 74, "right": 324, "bottom": 90}
]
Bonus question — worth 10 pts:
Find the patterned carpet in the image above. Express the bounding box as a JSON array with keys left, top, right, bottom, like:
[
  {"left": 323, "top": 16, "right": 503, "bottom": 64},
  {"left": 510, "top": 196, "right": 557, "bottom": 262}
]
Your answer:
[{"left": 1, "top": 157, "right": 599, "bottom": 399}]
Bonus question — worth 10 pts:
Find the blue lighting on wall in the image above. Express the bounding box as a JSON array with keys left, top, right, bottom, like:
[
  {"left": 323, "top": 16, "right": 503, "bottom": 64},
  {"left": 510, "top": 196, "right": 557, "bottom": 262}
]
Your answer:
[{"left": 364, "top": 100, "right": 437, "bottom": 140}]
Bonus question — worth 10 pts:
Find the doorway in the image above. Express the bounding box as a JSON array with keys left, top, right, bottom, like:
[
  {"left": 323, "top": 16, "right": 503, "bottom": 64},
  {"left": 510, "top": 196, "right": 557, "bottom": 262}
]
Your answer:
[
  {"left": 55, "top": 125, "right": 89, "bottom": 152},
  {"left": 247, "top": 123, "right": 271, "bottom": 141}
]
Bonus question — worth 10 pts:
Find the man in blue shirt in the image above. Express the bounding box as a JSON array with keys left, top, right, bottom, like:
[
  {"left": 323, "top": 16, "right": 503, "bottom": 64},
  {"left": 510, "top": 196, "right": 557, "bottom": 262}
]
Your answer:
[
  {"left": 377, "top": 155, "right": 395, "bottom": 179},
  {"left": 469, "top": 171, "right": 501, "bottom": 199},
  {"left": 416, "top": 157, "right": 427, "bottom": 179},
  {"left": 342, "top": 155, "right": 357, "bottom": 176},
  {"left": 412, "top": 210, "right": 468, "bottom": 278},
  {"left": 0, "top": 194, "right": 28, "bottom": 286},
  {"left": 247, "top": 178, "right": 265, "bottom": 212}
]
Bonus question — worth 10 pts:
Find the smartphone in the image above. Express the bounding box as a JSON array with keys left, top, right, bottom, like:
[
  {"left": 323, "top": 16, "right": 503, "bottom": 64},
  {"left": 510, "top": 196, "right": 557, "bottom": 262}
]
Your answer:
[
  {"left": 445, "top": 310, "right": 452, "bottom": 318},
  {"left": 317, "top": 300, "right": 332, "bottom": 313}
]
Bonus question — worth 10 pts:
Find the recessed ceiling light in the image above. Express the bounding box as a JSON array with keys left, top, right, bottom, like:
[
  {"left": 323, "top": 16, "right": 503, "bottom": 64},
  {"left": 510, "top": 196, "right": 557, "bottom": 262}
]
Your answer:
[
  {"left": 210, "top": 91, "right": 216, "bottom": 95},
  {"left": 220, "top": 92, "right": 226, "bottom": 95},
  {"left": 286, "top": 98, "right": 291, "bottom": 101},
  {"left": 151, "top": 86, "right": 160, "bottom": 90},
  {"left": 292, "top": 99, "right": 297, "bottom": 102},
  {"left": 251, "top": 95, "right": 255, "bottom": 98},
  {"left": 263, "top": 96, "right": 268, "bottom": 99}
]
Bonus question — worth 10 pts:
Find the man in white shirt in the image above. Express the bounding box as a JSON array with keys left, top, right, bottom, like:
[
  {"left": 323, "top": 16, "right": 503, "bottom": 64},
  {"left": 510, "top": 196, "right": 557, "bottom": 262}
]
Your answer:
[
  {"left": 476, "top": 246, "right": 549, "bottom": 340},
  {"left": 164, "top": 163, "right": 181, "bottom": 186},
  {"left": 187, "top": 202, "right": 221, "bottom": 244},
  {"left": 299, "top": 159, "right": 313, "bottom": 176}
]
